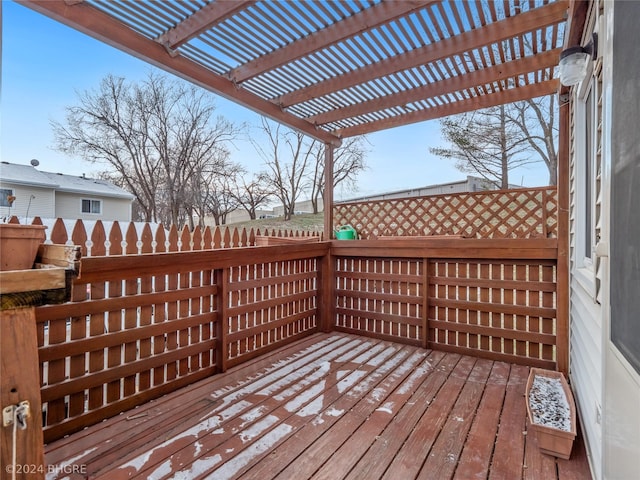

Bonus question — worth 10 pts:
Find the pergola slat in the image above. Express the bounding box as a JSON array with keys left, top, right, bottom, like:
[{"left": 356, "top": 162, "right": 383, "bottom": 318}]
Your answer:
[
  {"left": 230, "top": 0, "right": 436, "bottom": 83},
  {"left": 156, "top": 1, "right": 256, "bottom": 54},
  {"left": 335, "top": 79, "right": 558, "bottom": 137},
  {"left": 308, "top": 48, "right": 561, "bottom": 125},
  {"left": 277, "top": 1, "right": 566, "bottom": 109},
  {"left": 18, "top": 0, "right": 567, "bottom": 139}
]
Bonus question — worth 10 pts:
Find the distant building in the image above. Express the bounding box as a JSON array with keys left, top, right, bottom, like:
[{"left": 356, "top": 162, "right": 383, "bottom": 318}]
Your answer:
[
  {"left": 221, "top": 176, "right": 514, "bottom": 225},
  {"left": 338, "top": 176, "right": 515, "bottom": 204},
  {"left": 0, "top": 161, "right": 134, "bottom": 222}
]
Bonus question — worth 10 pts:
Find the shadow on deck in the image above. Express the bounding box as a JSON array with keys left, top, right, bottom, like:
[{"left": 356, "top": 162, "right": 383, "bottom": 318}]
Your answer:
[{"left": 45, "top": 333, "right": 591, "bottom": 479}]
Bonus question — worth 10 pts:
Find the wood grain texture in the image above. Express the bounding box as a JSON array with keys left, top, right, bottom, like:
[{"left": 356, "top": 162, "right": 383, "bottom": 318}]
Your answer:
[{"left": 39, "top": 334, "right": 592, "bottom": 480}]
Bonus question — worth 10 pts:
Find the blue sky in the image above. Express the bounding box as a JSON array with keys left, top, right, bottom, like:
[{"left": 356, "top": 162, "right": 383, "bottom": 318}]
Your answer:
[{"left": 1, "top": 1, "right": 550, "bottom": 198}]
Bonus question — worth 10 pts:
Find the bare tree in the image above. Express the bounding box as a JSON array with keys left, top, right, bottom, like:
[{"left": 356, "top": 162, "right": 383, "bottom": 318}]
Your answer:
[
  {"left": 507, "top": 95, "right": 558, "bottom": 185},
  {"left": 184, "top": 157, "right": 241, "bottom": 228},
  {"left": 251, "top": 118, "right": 316, "bottom": 220},
  {"left": 308, "top": 136, "right": 368, "bottom": 214},
  {"left": 206, "top": 172, "right": 241, "bottom": 226},
  {"left": 52, "top": 72, "right": 241, "bottom": 224},
  {"left": 430, "top": 104, "right": 537, "bottom": 189},
  {"left": 230, "top": 171, "right": 274, "bottom": 220}
]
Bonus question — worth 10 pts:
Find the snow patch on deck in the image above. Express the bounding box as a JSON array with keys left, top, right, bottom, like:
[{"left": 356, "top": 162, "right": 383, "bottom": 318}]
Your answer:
[
  {"left": 146, "top": 458, "right": 174, "bottom": 479},
  {"left": 209, "top": 423, "right": 294, "bottom": 479},
  {"left": 272, "top": 361, "right": 331, "bottom": 400},
  {"left": 376, "top": 401, "right": 395, "bottom": 414},
  {"left": 297, "top": 394, "right": 324, "bottom": 417},
  {"left": 397, "top": 354, "right": 434, "bottom": 395},
  {"left": 240, "top": 405, "right": 268, "bottom": 425},
  {"left": 332, "top": 339, "right": 375, "bottom": 362},
  {"left": 337, "top": 371, "right": 367, "bottom": 393},
  {"left": 239, "top": 415, "right": 280, "bottom": 444},
  {"left": 171, "top": 453, "right": 223, "bottom": 479},
  {"left": 366, "top": 346, "right": 399, "bottom": 367},
  {"left": 46, "top": 447, "right": 98, "bottom": 480},
  {"left": 350, "top": 343, "right": 386, "bottom": 364},
  {"left": 208, "top": 336, "right": 347, "bottom": 403},
  {"left": 198, "top": 399, "right": 252, "bottom": 422},
  {"left": 284, "top": 380, "right": 326, "bottom": 412},
  {"left": 118, "top": 400, "right": 251, "bottom": 474}
]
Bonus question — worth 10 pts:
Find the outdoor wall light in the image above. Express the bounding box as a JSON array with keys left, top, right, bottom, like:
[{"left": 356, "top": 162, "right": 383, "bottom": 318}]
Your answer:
[{"left": 558, "top": 33, "right": 598, "bottom": 86}]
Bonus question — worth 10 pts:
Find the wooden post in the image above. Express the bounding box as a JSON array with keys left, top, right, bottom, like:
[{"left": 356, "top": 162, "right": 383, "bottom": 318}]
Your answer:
[
  {"left": 215, "top": 267, "right": 229, "bottom": 373},
  {"left": 422, "top": 258, "right": 430, "bottom": 349},
  {"left": 317, "top": 251, "right": 334, "bottom": 333},
  {"left": 556, "top": 96, "right": 571, "bottom": 375},
  {"left": 323, "top": 143, "right": 335, "bottom": 240},
  {"left": 1, "top": 307, "right": 45, "bottom": 480}
]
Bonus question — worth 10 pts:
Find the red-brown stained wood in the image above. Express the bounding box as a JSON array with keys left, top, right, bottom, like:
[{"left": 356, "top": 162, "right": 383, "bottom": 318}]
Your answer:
[
  {"left": 381, "top": 355, "right": 477, "bottom": 480},
  {"left": 418, "top": 358, "right": 493, "bottom": 479},
  {"left": 524, "top": 415, "right": 558, "bottom": 480},
  {"left": 49, "top": 218, "right": 68, "bottom": 245},
  {"left": 340, "top": 350, "right": 455, "bottom": 480},
  {"left": 71, "top": 219, "right": 88, "bottom": 258},
  {"left": 454, "top": 361, "right": 510, "bottom": 479},
  {"left": 138, "top": 224, "right": 153, "bottom": 392},
  {"left": 488, "top": 364, "right": 529, "bottom": 479},
  {"left": 106, "top": 222, "right": 123, "bottom": 403},
  {"left": 334, "top": 187, "right": 558, "bottom": 240},
  {"left": 123, "top": 223, "right": 139, "bottom": 397},
  {"left": 1, "top": 308, "right": 46, "bottom": 479},
  {"left": 42, "top": 333, "right": 590, "bottom": 480}
]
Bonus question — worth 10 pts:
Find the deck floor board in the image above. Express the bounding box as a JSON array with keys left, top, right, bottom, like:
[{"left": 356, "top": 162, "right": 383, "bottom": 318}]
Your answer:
[{"left": 44, "top": 333, "right": 592, "bottom": 480}]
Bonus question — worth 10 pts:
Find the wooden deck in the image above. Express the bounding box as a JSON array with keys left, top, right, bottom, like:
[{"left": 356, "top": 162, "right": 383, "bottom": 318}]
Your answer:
[{"left": 44, "top": 333, "right": 591, "bottom": 480}]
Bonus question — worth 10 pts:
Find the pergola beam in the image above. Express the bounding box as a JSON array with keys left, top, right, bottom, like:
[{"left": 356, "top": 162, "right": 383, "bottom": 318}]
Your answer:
[
  {"left": 230, "top": 0, "right": 436, "bottom": 83},
  {"left": 156, "top": 1, "right": 256, "bottom": 54},
  {"left": 309, "top": 48, "right": 562, "bottom": 126},
  {"left": 18, "top": 0, "right": 340, "bottom": 145},
  {"left": 335, "top": 79, "right": 559, "bottom": 138},
  {"left": 277, "top": 1, "right": 568, "bottom": 108}
]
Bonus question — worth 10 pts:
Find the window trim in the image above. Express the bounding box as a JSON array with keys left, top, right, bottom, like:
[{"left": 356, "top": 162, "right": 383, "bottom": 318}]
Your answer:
[
  {"left": 81, "top": 198, "right": 102, "bottom": 215},
  {"left": 0, "top": 188, "right": 14, "bottom": 208},
  {"left": 575, "top": 69, "right": 597, "bottom": 272}
]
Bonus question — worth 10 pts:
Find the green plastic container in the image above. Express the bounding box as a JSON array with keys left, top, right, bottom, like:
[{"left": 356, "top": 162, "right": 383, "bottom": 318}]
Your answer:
[{"left": 334, "top": 225, "right": 357, "bottom": 240}]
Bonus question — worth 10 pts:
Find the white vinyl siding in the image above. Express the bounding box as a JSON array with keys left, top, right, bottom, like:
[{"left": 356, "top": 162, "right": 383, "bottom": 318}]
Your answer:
[
  {"left": 568, "top": 2, "right": 605, "bottom": 478},
  {"left": 55, "top": 192, "right": 131, "bottom": 222},
  {"left": 0, "top": 184, "right": 56, "bottom": 219}
]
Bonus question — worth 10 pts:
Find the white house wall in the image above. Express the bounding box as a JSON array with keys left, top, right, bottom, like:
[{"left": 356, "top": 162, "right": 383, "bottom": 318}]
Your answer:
[
  {"left": 54, "top": 192, "right": 131, "bottom": 222},
  {"left": 568, "top": 1, "right": 603, "bottom": 477},
  {"left": 569, "top": 2, "right": 640, "bottom": 478},
  {"left": 0, "top": 183, "right": 55, "bottom": 219}
]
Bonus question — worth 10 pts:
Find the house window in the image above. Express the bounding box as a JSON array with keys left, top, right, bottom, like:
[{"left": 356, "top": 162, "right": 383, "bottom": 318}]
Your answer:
[
  {"left": 81, "top": 199, "right": 102, "bottom": 214},
  {"left": 0, "top": 188, "right": 14, "bottom": 207},
  {"left": 575, "top": 54, "right": 603, "bottom": 303}
]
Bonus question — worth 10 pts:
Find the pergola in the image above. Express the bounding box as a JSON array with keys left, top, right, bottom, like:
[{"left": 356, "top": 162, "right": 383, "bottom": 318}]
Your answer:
[
  {"left": 19, "top": 0, "right": 578, "bottom": 235},
  {"left": 2, "top": 3, "right": 598, "bottom": 476}
]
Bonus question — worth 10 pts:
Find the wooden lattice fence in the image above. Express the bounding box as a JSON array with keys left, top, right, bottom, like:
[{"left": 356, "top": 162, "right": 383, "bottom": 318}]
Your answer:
[{"left": 333, "top": 187, "right": 557, "bottom": 239}]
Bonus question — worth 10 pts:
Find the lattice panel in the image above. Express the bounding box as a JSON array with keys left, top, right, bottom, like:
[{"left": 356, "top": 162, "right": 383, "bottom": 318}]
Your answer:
[
  {"left": 226, "top": 258, "right": 319, "bottom": 365},
  {"left": 334, "top": 188, "right": 558, "bottom": 239},
  {"left": 428, "top": 259, "right": 557, "bottom": 367},
  {"left": 334, "top": 257, "right": 424, "bottom": 345}
]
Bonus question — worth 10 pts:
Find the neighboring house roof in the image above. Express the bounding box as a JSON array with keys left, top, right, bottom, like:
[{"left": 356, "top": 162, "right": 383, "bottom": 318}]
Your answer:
[
  {"left": 0, "top": 161, "right": 59, "bottom": 188},
  {"left": 338, "top": 176, "right": 502, "bottom": 204},
  {"left": 0, "top": 161, "right": 134, "bottom": 200}
]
